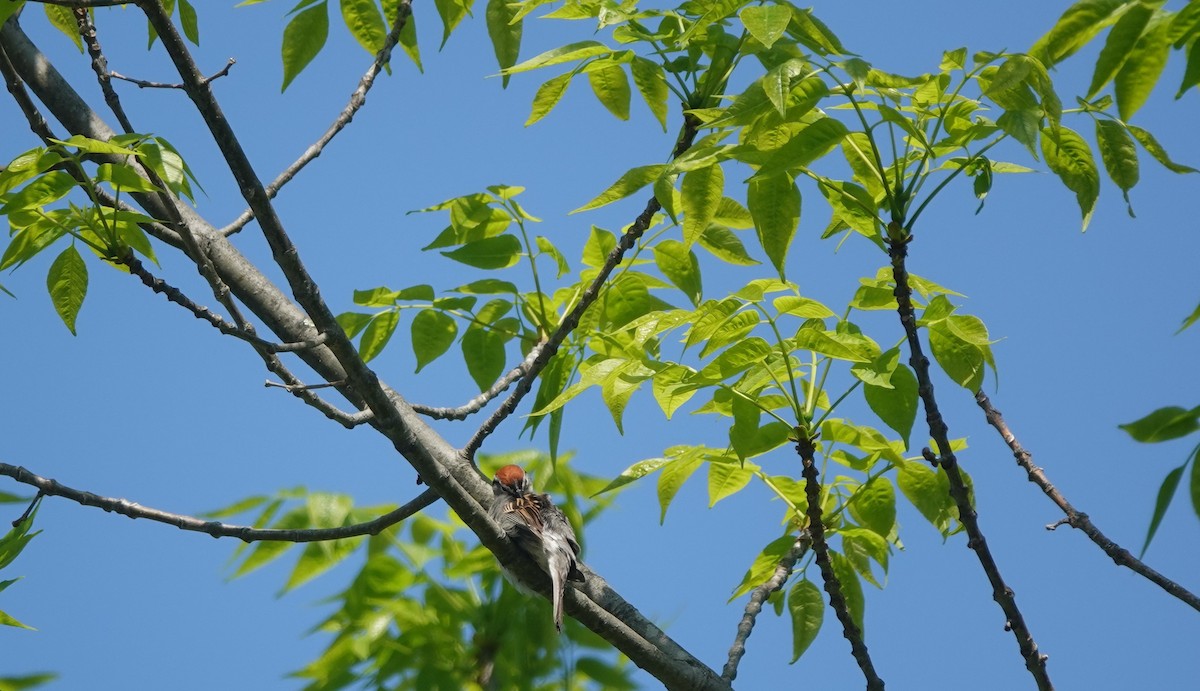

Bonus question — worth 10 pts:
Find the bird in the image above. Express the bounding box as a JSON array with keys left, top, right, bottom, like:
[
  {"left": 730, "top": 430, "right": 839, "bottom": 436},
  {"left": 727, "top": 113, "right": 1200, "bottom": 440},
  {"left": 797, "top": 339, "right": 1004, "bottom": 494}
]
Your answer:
[{"left": 488, "top": 464, "right": 585, "bottom": 633}]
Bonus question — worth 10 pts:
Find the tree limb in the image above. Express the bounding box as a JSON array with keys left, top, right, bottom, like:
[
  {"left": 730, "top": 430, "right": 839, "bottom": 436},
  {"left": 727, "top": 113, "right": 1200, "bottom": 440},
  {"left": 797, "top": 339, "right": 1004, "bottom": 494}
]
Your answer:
[
  {"left": 887, "top": 228, "right": 1052, "bottom": 690},
  {"left": 797, "top": 429, "right": 885, "bottom": 690},
  {"left": 1, "top": 15, "right": 730, "bottom": 689},
  {"left": 722, "top": 536, "right": 810, "bottom": 682},
  {"left": 0, "top": 462, "right": 437, "bottom": 541},
  {"left": 975, "top": 391, "right": 1200, "bottom": 613}
]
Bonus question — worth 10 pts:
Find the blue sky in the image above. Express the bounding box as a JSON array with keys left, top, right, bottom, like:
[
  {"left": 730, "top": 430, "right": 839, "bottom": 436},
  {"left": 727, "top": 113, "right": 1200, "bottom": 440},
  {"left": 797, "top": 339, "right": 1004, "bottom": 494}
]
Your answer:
[{"left": 2, "top": 1, "right": 1199, "bottom": 688}]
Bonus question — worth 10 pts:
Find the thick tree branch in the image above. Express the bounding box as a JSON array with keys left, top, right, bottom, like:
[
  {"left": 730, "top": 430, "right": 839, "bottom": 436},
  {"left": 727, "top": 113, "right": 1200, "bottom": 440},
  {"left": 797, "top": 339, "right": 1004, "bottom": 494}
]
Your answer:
[
  {"left": 722, "top": 536, "right": 810, "bottom": 682},
  {"left": 887, "top": 228, "right": 1052, "bottom": 690},
  {"left": 0, "top": 462, "right": 437, "bottom": 541},
  {"left": 975, "top": 391, "right": 1200, "bottom": 613},
  {"left": 1, "top": 16, "right": 729, "bottom": 689},
  {"left": 797, "top": 430, "right": 885, "bottom": 690}
]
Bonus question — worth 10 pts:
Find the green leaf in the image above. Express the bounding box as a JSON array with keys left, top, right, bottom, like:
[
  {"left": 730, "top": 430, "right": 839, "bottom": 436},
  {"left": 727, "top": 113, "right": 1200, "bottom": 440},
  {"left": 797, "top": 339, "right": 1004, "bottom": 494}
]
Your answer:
[
  {"left": 818, "top": 179, "right": 878, "bottom": 239},
  {"left": 1119, "top": 406, "right": 1200, "bottom": 442},
  {"left": 397, "top": 6, "right": 422, "bottom": 71},
  {"left": 335, "top": 311, "right": 373, "bottom": 338},
  {"left": 1040, "top": 126, "right": 1099, "bottom": 230},
  {"left": 581, "top": 226, "right": 617, "bottom": 268},
  {"left": 789, "top": 7, "right": 844, "bottom": 55},
  {"left": 461, "top": 327, "right": 506, "bottom": 391},
  {"left": 848, "top": 477, "right": 896, "bottom": 537},
  {"left": 526, "top": 72, "right": 573, "bottom": 125},
  {"left": 340, "top": 0, "right": 387, "bottom": 53},
  {"left": 440, "top": 234, "right": 522, "bottom": 269},
  {"left": 788, "top": 578, "right": 824, "bottom": 663},
  {"left": 46, "top": 245, "right": 87, "bottom": 335},
  {"left": 761, "top": 118, "right": 850, "bottom": 174},
  {"left": 432, "top": 0, "right": 472, "bottom": 48},
  {"left": 708, "top": 458, "right": 754, "bottom": 507},
  {"left": 1114, "top": 16, "right": 1171, "bottom": 121},
  {"left": 829, "top": 551, "right": 864, "bottom": 634},
  {"left": 928, "top": 320, "right": 986, "bottom": 390},
  {"left": 410, "top": 309, "right": 457, "bottom": 372},
  {"left": 284, "top": 535, "right": 361, "bottom": 592},
  {"left": 1, "top": 170, "right": 75, "bottom": 215},
  {"left": 1095, "top": 119, "right": 1139, "bottom": 215},
  {"left": 572, "top": 164, "right": 666, "bottom": 213},
  {"left": 657, "top": 453, "right": 704, "bottom": 523},
  {"left": 43, "top": 4, "right": 83, "bottom": 52},
  {"left": 1141, "top": 463, "right": 1185, "bottom": 557},
  {"left": 681, "top": 164, "right": 724, "bottom": 247},
  {"left": 630, "top": 56, "right": 668, "bottom": 130},
  {"left": 1127, "top": 124, "right": 1198, "bottom": 173},
  {"left": 95, "top": 163, "right": 161, "bottom": 194},
  {"left": 773, "top": 295, "right": 834, "bottom": 319},
  {"left": 178, "top": 0, "right": 200, "bottom": 44},
  {"left": 698, "top": 225, "right": 759, "bottom": 266},
  {"left": 587, "top": 60, "right": 631, "bottom": 120},
  {"left": 897, "top": 462, "right": 955, "bottom": 535},
  {"left": 747, "top": 173, "right": 799, "bottom": 278},
  {"left": 695, "top": 337, "right": 774, "bottom": 383},
  {"left": 593, "top": 457, "right": 670, "bottom": 496},
  {"left": 655, "top": 239, "right": 702, "bottom": 306},
  {"left": 1191, "top": 446, "right": 1200, "bottom": 526},
  {"left": 1086, "top": 1, "right": 1155, "bottom": 98},
  {"left": 864, "top": 362, "right": 918, "bottom": 448},
  {"left": 0, "top": 672, "right": 59, "bottom": 689},
  {"left": 740, "top": 5, "right": 791, "bottom": 49},
  {"left": 1179, "top": 300, "right": 1200, "bottom": 334},
  {"left": 485, "top": 0, "right": 521, "bottom": 87},
  {"left": 358, "top": 310, "right": 399, "bottom": 362},
  {"left": 1178, "top": 36, "right": 1200, "bottom": 98},
  {"left": 1030, "top": 0, "right": 1127, "bottom": 66},
  {"left": 504, "top": 40, "right": 610, "bottom": 74},
  {"left": 0, "top": 1, "right": 26, "bottom": 28},
  {"left": 281, "top": 1, "right": 330, "bottom": 92}
]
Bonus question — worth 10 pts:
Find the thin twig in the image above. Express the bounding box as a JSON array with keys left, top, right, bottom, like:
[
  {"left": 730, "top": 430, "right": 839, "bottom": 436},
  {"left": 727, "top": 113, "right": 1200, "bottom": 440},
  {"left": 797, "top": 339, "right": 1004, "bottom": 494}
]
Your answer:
[
  {"left": 110, "top": 58, "right": 235, "bottom": 89},
  {"left": 797, "top": 429, "right": 885, "bottom": 690},
  {"left": 462, "top": 117, "right": 702, "bottom": 459},
  {"left": 410, "top": 347, "right": 538, "bottom": 420},
  {"left": 218, "top": 5, "right": 409, "bottom": 236},
  {"left": 0, "top": 462, "right": 437, "bottom": 541},
  {"left": 887, "top": 229, "right": 1052, "bottom": 690},
  {"left": 123, "top": 254, "right": 327, "bottom": 353},
  {"left": 722, "top": 536, "right": 811, "bottom": 682},
  {"left": 975, "top": 391, "right": 1200, "bottom": 613}
]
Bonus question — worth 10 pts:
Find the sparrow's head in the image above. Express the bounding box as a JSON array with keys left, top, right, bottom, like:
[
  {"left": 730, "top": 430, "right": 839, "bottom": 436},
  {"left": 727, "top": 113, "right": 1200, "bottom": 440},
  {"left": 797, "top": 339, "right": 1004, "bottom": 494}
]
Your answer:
[{"left": 493, "top": 464, "right": 532, "bottom": 497}]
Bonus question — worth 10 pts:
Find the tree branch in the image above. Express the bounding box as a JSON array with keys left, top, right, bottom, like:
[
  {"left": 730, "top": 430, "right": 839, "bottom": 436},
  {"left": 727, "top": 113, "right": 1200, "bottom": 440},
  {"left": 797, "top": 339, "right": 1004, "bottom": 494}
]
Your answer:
[
  {"left": 797, "top": 430, "right": 885, "bottom": 690},
  {"left": 975, "top": 391, "right": 1200, "bottom": 613},
  {"left": 2, "top": 15, "right": 730, "bottom": 688},
  {"left": 0, "top": 462, "right": 437, "bottom": 541},
  {"left": 887, "top": 228, "right": 1052, "bottom": 690},
  {"left": 110, "top": 58, "right": 235, "bottom": 90},
  {"left": 410, "top": 347, "right": 538, "bottom": 420},
  {"left": 722, "top": 536, "right": 810, "bottom": 682}
]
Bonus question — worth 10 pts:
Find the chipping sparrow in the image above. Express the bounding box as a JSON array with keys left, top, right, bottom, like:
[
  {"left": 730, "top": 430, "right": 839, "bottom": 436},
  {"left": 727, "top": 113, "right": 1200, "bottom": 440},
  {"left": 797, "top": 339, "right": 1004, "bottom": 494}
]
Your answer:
[{"left": 488, "top": 464, "right": 585, "bottom": 632}]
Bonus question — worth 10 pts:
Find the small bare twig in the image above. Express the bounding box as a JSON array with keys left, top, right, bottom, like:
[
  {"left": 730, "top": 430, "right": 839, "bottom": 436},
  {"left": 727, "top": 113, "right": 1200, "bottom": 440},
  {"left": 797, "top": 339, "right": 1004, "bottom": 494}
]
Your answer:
[
  {"left": 218, "top": 3, "right": 409, "bottom": 236},
  {"left": 123, "top": 254, "right": 327, "bottom": 353},
  {"left": 0, "top": 462, "right": 438, "bottom": 542},
  {"left": 887, "top": 228, "right": 1051, "bottom": 690},
  {"left": 796, "top": 429, "right": 885, "bottom": 690},
  {"left": 110, "top": 58, "right": 235, "bottom": 90},
  {"left": 722, "top": 536, "right": 811, "bottom": 682},
  {"left": 411, "top": 347, "right": 538, "bottom": 420},
  {"left": 976, "top": 391, "right": 1200, "bottom": 613}
]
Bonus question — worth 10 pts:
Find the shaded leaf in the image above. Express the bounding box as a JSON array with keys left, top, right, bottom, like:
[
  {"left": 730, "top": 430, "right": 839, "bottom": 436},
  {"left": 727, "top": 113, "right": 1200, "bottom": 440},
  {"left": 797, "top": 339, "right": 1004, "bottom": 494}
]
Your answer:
[
  {"left": 1141, "top": 463, "right": 1185, "bottom": 557},
  {"left": 788, "top": 578, "right": 824, "bottom": 662},
  {"left": 1120, "top": 406, "right": 1200, "bottom": 442},
  {"left": 411, "top": 309, "right": 457, "bottom": 372},
  {"left": 281, "top": 2, "right": 329, "bottom": 92}
]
